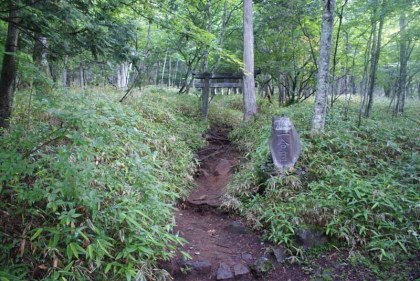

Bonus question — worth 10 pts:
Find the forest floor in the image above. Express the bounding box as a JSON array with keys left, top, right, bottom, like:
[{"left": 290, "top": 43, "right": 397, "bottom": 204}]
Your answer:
[{"left": 160, "top": 126, "right": 393, "bottom": 281}]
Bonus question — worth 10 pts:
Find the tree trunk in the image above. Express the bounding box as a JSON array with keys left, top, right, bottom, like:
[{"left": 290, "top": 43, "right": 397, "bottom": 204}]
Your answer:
[
  {"left": 213, "top": 0, "right": 228, "bottom": 71},
  {"left": 242, "top": 0, "right": 257, "bottom": 121},
  {"left": 116, "top": 62, "right": 130, "bottom": 89},
  {"left": 155, "top": 61, "right": 160, "bottom": 85},
  {"left": 161, "top": 53, "right": 167, "bottom": 85},
  {"left": 417, "top": 83, "right": 420, "bottom": 102},
  {"left": 63, "top": 55, "right": 68, "bottom": 87},
  {"left": 174, "top": 59, "right": 179, "bottom": 87},
  {"left": 168, "top": 57, "right": 172, "bottom": 87},
  {"left": 358, "top": 26, "right": 373, "bottom": 127},
  {"left": 33, "top": 36, "right": 51, "bottom": 77},
  {"left": 311, "top": 0, "right": 335, "bottom": 134},
  {"left": 0, "top": 4, "right": 20, "bottom": 129},
  {"left": 202, "top": 0, "right": 212, "bottom": 72},
  {"left": 365, "top": 0, "right": 385, "bottom": 118},
  {"left": 330, "top": 0, "right": 348, "bottom": 108},
  {"left": 395, "top": 12, "right": 408, "bottom": 115},
  {"left": 79, "top": 63, "right": 84, "bottom": 88}
]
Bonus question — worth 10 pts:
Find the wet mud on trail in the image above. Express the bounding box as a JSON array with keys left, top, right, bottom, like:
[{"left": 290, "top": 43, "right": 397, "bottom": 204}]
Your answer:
[{"left": 162, "top": 127, "right": 309, "bottom": 281}]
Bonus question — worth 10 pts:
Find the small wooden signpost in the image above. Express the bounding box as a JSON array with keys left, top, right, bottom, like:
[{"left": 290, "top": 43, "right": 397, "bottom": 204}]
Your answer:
[
  {"left": 269, "top": 116, "right": 301, "bottom": 170},
  {"left": 193, "top": 71, "right": 260, "bottom": 120}
]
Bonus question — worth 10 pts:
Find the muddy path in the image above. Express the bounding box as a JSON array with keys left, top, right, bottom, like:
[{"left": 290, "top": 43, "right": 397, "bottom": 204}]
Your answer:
[{"left": 162, "top": 127, "right": 309, "bottom": 281}]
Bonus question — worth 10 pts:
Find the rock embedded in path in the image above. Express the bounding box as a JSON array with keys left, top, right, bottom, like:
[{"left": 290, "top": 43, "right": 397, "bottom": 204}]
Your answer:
[
  {"left": 216, "top": 262, "right": 234, "bottom": 280},
  {"left": 214, "top": 159, "right": 232, "bottom": 176},
  {"left": 241, "top": 253, "right": 253, "bottom": 262},
  {"left": 183, "top": 260, "right": 212, "bottom": 273},
  {"left": 295, "top": 228, "right": 327, "bottom": 249},
  {"left": 234, "top": 263, "right": 251, "bottom": 276},
  {"left": 224, "top": 220, "right": 248, "bottom": 234},
  {"left": 272, "top": 246, "right": 286, "bottom": 263}
]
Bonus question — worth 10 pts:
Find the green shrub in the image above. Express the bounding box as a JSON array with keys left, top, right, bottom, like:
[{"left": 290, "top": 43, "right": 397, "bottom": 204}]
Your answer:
[
  {"left": 0, "top": 87, "right": 206, "bottom": 280},
  {"left": 225, "top": 97, "right": 420, "bottom": 266}
]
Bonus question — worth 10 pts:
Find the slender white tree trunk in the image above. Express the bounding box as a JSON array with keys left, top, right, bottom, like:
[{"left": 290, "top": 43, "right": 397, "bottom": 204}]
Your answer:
[
  {"left": 116, "top": 62, "right": 130, "bottom": 89},
  {"left": 396, "top": 12, "right": 407, "bottom": 115},
  {"left": 174, "top": 59, "right": 179, "bottom": 87},
  {"left": 161, "top": 52, "right": 167, "bottom": 85},
  {"left": 79, "top": 62, "right": 84, "bottom": 88},
  {"left": 62, "top": 55, "right": 68, "bottom": 87},
  {"left": 34, "top": 36, "right": 51, "bottom": 77},
  {"left": 243, "top": 0, "right": 257, "bottom": 121},
  {"left": 311, "top": 0, "right": 335, "bottom": 134},
  {"left": 168, "top": 57, "right": 172, "bottom": 87}
]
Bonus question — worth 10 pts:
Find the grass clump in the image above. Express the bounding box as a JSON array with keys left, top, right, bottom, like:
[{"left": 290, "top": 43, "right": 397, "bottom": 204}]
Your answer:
[
  {"left": 225, "top": 97, "right": 419, "bottom": 276},
  {"left": 0, "top": 87, "right": 206, "bottom": 280}
]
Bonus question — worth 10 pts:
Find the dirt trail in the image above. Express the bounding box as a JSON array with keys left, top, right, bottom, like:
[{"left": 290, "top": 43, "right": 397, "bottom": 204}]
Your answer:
[
  {"left": 162, "top": 127, "right": 307, "bottom": 281},
  {"left": 160, "top": 127, "right": 418, "bottom": 281}
]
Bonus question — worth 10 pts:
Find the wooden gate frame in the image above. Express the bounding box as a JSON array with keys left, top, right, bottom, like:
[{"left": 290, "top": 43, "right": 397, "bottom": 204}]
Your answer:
[{"left": 193, "top": 71, "right": 260, "bottom": 120}]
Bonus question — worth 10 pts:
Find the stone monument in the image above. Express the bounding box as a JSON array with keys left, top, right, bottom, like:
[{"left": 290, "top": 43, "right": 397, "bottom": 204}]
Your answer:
[{"left": 269, "top": 116, "right": 301, "bottom": 170}]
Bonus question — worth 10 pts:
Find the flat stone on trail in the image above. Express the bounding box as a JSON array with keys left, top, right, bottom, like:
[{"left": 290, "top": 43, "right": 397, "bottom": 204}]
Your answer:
[
  {"left": 216, "top": 262, "right": 234, "bottom": 280},
  {"left": 241, "top": 253, "right": 253, "bottom": 262},
  {"left": 224, "top": 220, "right": 248, "bottom": 234},
  {"left": 233, "top": 263, "right": 250, "bottom": 276},
  {"left": 184, "top": 260, "right": 212, "bottom": 273},
  {"left": 214, "top": 159, "right": 232, "bottom": 176},
  {"left": 272, "top": 246, "right": 286, "bottom": 263}
]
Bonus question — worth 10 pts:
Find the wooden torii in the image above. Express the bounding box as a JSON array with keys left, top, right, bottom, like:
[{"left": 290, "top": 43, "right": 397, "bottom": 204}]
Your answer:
[{"left": 193, "top": 70, "right": 260, "bottom": 120}]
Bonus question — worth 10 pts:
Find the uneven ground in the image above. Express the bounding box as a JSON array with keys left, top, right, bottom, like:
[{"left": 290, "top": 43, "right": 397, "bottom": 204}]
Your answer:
[{"left": 161, "top": 127, "right": 419, "bottom": 281}]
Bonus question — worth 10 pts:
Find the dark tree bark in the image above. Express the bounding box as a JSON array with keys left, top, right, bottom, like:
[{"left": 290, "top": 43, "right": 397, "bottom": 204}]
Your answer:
[
  {"left": 365, "top": 0, "right": 385, "bottom": 118},
  {"left": 330, "top": 0, "right": 348, "bottom": 108},
  {"left": 155, "top": 61, "right": 160, "bottom": 85},
  {"left": 395, "top": 12, "right": 408, "bottom": 115},
  {"left": 0, "top": 3, "right": 20, "bottom": 129}
]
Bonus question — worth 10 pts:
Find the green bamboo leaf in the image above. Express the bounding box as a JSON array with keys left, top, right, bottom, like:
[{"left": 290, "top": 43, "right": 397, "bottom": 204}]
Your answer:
[
  {"left": 70, "top": 243, "right": 79, "bottom": 259},
  {"left": 31, "top": 228, "right": 43, "bottom": 241}
]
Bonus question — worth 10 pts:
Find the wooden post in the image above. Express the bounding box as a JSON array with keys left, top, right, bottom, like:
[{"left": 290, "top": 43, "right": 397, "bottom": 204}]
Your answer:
[{"left": 202, "top": 74, "right": 210, "bottom": 121}]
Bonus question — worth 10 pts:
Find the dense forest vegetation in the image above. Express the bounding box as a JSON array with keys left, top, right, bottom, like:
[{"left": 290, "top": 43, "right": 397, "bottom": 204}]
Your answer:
[{"left": 0, "top": 0, "right": 419, "bottom": 280}]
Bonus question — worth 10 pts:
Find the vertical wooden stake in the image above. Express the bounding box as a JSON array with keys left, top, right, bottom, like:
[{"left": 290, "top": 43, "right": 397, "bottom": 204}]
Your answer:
[{"left": 202, "top": 75, "right": 210, "bottom": 121}]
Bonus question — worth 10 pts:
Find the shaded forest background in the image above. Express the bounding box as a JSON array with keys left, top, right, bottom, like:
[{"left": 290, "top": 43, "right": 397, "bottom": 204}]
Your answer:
[{"left": 1, "top": 0, "right": 419, "bottom": 115}]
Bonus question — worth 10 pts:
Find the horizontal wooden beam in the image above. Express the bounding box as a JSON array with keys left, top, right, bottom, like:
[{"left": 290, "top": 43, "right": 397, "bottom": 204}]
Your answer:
[
  {"left": 195, "top": 82, "right": 243, "bottom": 88},
  {"left": 193, "top": 70, "right": 261, "bottom": 79}
]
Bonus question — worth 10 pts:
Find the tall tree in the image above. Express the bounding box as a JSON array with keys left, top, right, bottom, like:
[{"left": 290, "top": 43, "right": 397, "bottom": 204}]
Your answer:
[
  {"left": 364, "top": 0, "right": 385, "bottom": 118},
  {"left": 395, "top": 11, "right": 408, "bottom": 115},
  {"left": 311, "top": 0, "right": 335, "bottom": 133},
  {"left": 243, "top": 0, "right": 257, "bottom": 121},
  {"left": 0, "top": 2, "right": 20, "bottom": 129}
]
